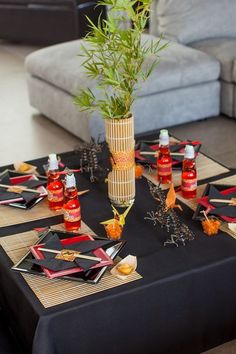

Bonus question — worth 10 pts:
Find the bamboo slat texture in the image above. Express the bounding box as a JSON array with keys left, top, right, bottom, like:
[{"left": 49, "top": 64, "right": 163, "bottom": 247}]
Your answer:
[
  {"left": 0, "top": 199, "right": 63, "bottom": 229},
  {"left": 0, "top": 223, "right": 142, "bottom": 308},
  {"left": 148, "top": 172, "right": 236, "bottom": 240},
  {"left": 106, "top": 117, "right": 135, "bottom": 205},
  {"left": 143, "top": 147, "right": 229, "bottom": 188}
]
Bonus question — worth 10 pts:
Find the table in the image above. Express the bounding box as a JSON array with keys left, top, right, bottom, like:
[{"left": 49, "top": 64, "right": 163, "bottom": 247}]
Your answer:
[{"left": 0, "top": 150, "right": 236, "bottom": 354}]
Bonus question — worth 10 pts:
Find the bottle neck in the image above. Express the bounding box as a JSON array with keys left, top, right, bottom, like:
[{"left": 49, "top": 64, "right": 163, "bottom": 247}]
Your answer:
[
  {"left": 64, "top": 186, "right": 78, "bottom": 199},
  {"left": 48, "top": 169, "right": 60, "bottom": 182},
  {"left": 183, "top": 158, "right": 196, "bottom": 171},
  {"left": 159, "top": 144, "right": 170, "bottom": 155}
]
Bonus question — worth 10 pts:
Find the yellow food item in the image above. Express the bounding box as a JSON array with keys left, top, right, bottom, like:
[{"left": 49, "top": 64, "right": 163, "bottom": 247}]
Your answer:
[
  {"left": 117, "top": 263, "right": 133, "bottom": 275},
  {"left": 18, "top": 162, "right": 31, "bottom": 172}
]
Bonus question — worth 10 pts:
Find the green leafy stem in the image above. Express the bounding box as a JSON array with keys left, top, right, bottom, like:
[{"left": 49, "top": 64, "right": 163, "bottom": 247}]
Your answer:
[{"left": 74, "top": 0, "right": 167, "bottom": 119}]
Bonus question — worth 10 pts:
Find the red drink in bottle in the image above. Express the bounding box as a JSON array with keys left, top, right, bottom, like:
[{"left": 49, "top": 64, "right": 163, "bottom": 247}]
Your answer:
[
  {"left": 157, "top": 129, "right": 172, "bottom": 184},
  {"left": 63, "top": 173, "right": 81, "bottom": 231},
  {"left": 181, "top": 145, "right": 197, "bottom": 199},
  {"left": 47, "top": 154, "right": 64, "bottom": 210}
]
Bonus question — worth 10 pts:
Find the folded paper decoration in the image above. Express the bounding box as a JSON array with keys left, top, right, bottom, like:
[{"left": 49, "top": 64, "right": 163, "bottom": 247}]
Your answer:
[
  {"left": 197, "top": 185, "right": 236, "bottom": 222},
  {"left": 0, "top": 170, "right": 47, "bottom": 208},
  {"left": 30, "top": 233, "right": 113, "bottom": 279},
  {"left": 135, "top": 140, "right": 201, "bottom": 168}
]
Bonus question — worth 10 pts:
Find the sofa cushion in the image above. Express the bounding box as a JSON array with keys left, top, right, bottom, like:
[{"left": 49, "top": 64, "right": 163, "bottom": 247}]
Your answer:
[
  {"left": 25, "top": 34, "right": 220, "bottom": 98},
  {"left": 154, "top": 0, "right": 236, "bottom": 45},
  {"left": 190, "top": 38, "right": 236, "bottom": 83}
]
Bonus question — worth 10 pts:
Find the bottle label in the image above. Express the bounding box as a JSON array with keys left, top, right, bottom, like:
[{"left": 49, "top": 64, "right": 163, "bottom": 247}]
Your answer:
[
  {"left": 182, "top": 178, "right": 197, "bottom": 192},
  {"left": 64, "top": 207, "right": 81, "bottom": 222},
  {"left": 157, "top": 162, "right": 172, "bottom": 176},
  {"left": 47, "top": 188, "right": 64, "bottom": 202}
]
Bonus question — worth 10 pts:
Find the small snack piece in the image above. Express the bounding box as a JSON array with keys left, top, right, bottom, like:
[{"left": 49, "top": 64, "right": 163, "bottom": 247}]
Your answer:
[
  {"left": 135, "top": 164, "right": 144, "bottom": 179},
  {"left": 201, "top": 219, "right": 221, "bottom": 236},
  {"left": 14, "top": 161, "right": 38, "bottom": 175},
  {"left": 17, "top": 162, "right": 30, "bottom": 172},
  {"left": 117, "top": 263, "right": 133, "bottom": 275},
  {"left": 110, "top": 255, "right": 137, "bottom": 280},
  {"left": 105, "top": 219, "right": 123, "bottom": 240}
]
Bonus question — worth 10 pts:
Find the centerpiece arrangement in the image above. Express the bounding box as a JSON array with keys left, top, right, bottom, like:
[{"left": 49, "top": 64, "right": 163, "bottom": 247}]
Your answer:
[{"left": 75, "top": 0, "right": 166, "bottom": 206}]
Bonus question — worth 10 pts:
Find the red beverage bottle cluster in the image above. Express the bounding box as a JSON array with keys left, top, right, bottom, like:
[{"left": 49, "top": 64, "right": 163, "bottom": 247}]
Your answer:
[
  {"left": 157, "top": 129, "right": 172, "bottom": 184},
  {"left": 47, "top": 154, "right": 64, "bottom": 210},
  {"left": 63, "top": 173, "right": 81, "bottom": 231},
  {"left": 181, "top": 145, "right": 197, "bottom": 199}
]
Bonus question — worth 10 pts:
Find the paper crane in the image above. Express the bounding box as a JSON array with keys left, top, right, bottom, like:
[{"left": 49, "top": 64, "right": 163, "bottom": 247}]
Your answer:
[
  {"left": 101, "top": 203, "right": 134, "bottom": 228},
  {"left": 165, "top": 183, "right": 183, "bottom": 211},
  {"left": 100, "top": 203, "right": 134, "bottom": 240}
]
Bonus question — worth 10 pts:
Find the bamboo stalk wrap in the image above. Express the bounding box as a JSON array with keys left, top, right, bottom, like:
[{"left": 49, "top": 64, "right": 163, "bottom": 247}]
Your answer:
[{"left": 105, "top": 116, "right": 135, "bottom": 206}]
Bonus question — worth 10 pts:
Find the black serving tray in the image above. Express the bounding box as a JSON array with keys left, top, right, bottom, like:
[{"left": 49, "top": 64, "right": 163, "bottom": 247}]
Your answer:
[
  {"left": 192, "top": 183, "right": 236, "bottom": 221},
  {"left": 0, "top": 169, "right": 47, "bottom": 209},
  {"left": 135, "top": 139, "right": 201, "bottom": 169},
  {"left": 12, "top": 229, "right": 126, "bottom": 284}
]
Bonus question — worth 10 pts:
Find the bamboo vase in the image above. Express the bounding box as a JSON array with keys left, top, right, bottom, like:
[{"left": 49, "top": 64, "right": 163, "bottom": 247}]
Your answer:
[{"left": 105, "top": 116, "right": 135, "bottom": 207}]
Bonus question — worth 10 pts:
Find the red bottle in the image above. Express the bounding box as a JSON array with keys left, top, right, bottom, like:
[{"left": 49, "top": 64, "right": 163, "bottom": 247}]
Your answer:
[
  {"left": 181, "top": 145, "right": 197, "bottom": 199},
  {"left": 63, "top": 173, "right": 81, "bottom": 231},
  {"left": 47, "top": 153, "right": 64, "bottom": 210},
  {"left": 157, "top": 129, "right": 172, "bottom": 184}
]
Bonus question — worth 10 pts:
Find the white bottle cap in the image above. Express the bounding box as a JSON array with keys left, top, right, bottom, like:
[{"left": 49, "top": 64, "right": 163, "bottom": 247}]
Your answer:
[
  {"left": 159, "top": 129, "right": 169, "bottom": 145},
  {"left": 48, "top": 153, "right": 58, "bottom": 170},
  {"left": 184, "top": 145, "right": 195, "bottom": 159},
  {"left": 65, "top": 173, "right": 76, "bottom": 188}
]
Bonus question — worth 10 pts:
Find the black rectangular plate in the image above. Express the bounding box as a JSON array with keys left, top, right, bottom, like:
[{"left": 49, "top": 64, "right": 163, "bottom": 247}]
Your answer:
[
  {"left": 0, "top": 169, "right": 47, "bottom": 209},
  {"left": 12, "top": 229, "right": 126, "bottom": 284},
  {"left": 192, "top": 183, "right": 235, "bottom": 221}
]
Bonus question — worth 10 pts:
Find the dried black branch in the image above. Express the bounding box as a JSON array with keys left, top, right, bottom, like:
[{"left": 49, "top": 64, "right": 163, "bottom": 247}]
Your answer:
[{"left": 145, "top": 180, "right": 195, "bottom": 247}]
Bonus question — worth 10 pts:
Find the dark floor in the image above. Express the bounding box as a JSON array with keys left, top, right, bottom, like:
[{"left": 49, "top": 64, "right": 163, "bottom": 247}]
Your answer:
[{"left": 169, "top": 115, "right": 236, "bottom": 169}]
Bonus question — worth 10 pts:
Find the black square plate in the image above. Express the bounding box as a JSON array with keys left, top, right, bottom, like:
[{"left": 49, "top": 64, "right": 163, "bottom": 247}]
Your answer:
[
  {"left": 0, "top": 169, "right": 47, "bottom": 209},
  {"left": 192, "top": 183, "right": 236, "bottom": 221},
  {"left": 12, "top": 229, "right": 126, "bottom": 284}
]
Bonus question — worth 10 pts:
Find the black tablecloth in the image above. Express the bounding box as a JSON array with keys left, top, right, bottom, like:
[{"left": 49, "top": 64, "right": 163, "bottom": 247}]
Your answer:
[{"left": 0, "top": 151, "right": 236, "bottom": 354}]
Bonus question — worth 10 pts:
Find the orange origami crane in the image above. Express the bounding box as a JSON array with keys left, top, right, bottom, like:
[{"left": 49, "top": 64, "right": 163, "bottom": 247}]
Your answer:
[
  {"left": 100, "top": 203, "right": 133, "bottom": 240},
  {"left": 165, "top": 183, "right": 182, "bottom": 211}
]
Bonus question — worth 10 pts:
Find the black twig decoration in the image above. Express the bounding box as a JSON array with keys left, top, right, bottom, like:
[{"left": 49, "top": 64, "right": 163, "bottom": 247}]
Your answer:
[
  {"left": 75, "top": 138, "right": 105, "bottom": 182},
  {"left": 145, "top": 180, "right": 195, "bottom": 247}
]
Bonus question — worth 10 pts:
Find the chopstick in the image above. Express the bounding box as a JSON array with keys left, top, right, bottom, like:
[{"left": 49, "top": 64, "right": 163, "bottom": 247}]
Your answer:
[
  {"left": 38, "top": 247, "right": 102, "bottom": 262},
  {"left": 77, "top": 189, "right": 89, "bottom": 196},
  {"left": 140, "top": 151, "right": 185, "bottom": 156},
  {"left": 0, "top": 183, "right": 40, "bottom": 194},
  {"left": 209, "top": 198, "right": 236, "bottom": 205}
]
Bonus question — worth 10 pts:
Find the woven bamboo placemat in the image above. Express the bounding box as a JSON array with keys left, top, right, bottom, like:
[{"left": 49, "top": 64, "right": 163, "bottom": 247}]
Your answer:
[
  {"left": 0, "top": 199, "right": 63, "bottom": 229},
  {"left": 176, "top": 174, "right": 236, "bottom": 211},
  {"left": 143, "top": 150, "right": 229, "bottom": 187},
  {"left": 0, "top": 223, "right": 142, "bottom": 308},
  {"left": 176, "top": 174, "right": 236, "bottom": 240},
  {"left": 144, "top": 164, "right": 236, "bottom": 240}
]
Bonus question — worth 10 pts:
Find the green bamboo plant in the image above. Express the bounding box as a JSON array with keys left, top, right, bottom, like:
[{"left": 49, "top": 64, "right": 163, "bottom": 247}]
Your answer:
[{"left": 74, "top": 0, "right": 167, "bottom": 119}]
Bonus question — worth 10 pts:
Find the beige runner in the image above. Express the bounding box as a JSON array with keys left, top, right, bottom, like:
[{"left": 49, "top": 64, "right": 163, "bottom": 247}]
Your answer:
[
  {"left": 0, "top": 223, "right": 142, "bottom": 308},
  {"left": 0, "top": 199, "right": 63, "bottom": 229}
]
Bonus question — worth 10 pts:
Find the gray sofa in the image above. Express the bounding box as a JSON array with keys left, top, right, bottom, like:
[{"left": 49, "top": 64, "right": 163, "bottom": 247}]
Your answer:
[
  {"left": 25, "top": 0, "right": 236, "bottom": 141},
  {"left": 150, "top": 0, "right": 236, "bottom": 118}
]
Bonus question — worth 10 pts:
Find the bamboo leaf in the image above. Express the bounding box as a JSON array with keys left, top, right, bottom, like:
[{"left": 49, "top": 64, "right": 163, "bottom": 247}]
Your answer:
[{"left": 74, "top": 0, "right": 166, "bottom": 119}]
